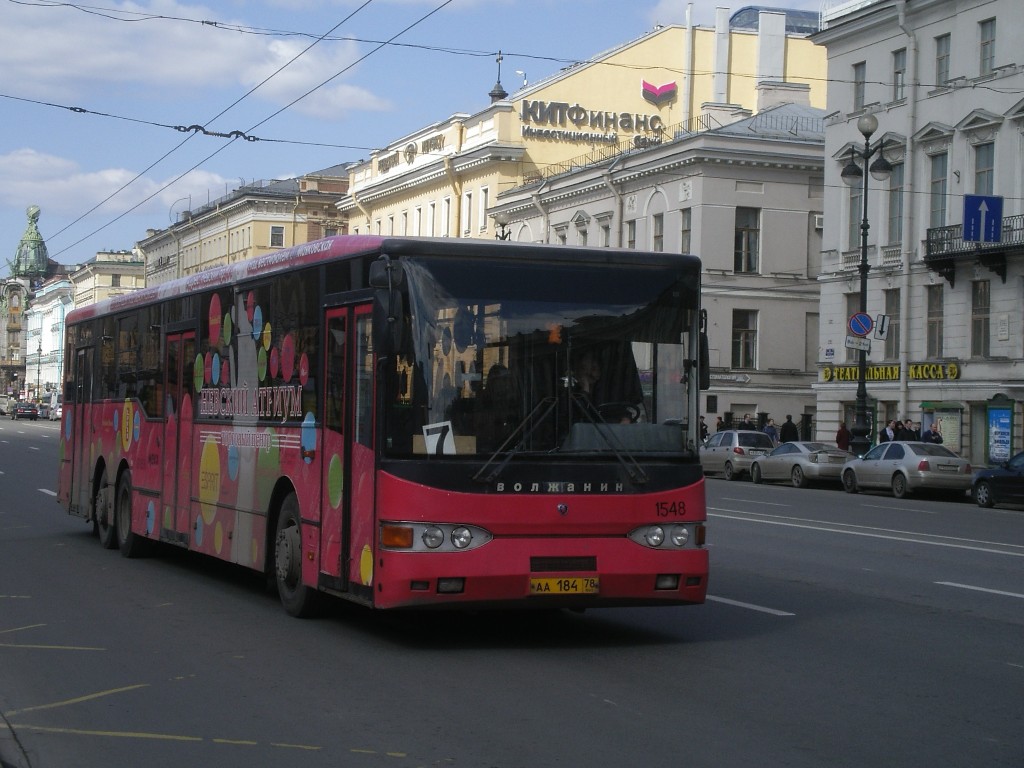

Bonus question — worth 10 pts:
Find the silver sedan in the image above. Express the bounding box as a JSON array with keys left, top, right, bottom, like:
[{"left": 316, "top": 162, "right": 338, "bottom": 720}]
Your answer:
[
  {"left": 750, "top": 441, "right": 851, "bottom": 488},
  {"left": 841, "top": 441, "right": 972, "bottom": 499}
]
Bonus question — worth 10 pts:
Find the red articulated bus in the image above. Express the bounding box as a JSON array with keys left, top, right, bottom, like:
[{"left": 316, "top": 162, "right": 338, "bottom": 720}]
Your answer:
[{"left": 57, "top": 236, "right": 710, "bottom": 615}]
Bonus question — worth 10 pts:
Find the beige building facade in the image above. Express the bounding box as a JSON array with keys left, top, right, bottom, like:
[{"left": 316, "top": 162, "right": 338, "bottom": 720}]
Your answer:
[{"left": 339, "top": 11, "right": 827, "bottom": 243}]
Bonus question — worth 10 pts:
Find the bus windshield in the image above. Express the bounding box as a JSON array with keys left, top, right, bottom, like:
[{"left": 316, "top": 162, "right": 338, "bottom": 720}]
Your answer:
[{"left": 384, "top": 254, "right": 701, "bottom": 460}]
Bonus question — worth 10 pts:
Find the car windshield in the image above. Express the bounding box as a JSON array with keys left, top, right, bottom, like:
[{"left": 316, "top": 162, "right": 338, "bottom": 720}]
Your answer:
[{"left": 381, "top": 254, "right": 702, "bottom": 460}]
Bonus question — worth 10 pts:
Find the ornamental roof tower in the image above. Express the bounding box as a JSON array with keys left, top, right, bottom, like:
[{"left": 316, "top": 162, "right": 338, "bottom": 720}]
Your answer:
[{"left": 12, "top": 205, "right": 50, "bottom": 279}]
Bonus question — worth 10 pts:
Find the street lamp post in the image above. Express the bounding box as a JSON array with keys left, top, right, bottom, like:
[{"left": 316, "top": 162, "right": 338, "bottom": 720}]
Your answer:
[
  {"left": 841, "top": 113, "right": 892, "bottom": 457},
  {"left": 493, "top": 211, "right": 511, "bottom": 241},
  {"left": 36, "top": 340, "right": 42, "bottom": 402}
]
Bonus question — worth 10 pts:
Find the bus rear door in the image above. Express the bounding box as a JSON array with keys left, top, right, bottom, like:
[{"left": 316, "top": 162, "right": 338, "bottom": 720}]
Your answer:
[{"left": 161, "top": 332, "right": 195, "bottom": 545}]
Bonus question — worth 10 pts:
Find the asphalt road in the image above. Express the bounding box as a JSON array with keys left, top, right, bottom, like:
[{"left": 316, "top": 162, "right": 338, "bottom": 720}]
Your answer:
[{"left": 1, "top": 418, "right": 1022, "bottom": 767}]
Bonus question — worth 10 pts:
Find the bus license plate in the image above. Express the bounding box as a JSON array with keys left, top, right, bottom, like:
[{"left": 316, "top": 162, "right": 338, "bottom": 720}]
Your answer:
[{"left": 530, "top": 577, "right": 599, "bottom": 595}]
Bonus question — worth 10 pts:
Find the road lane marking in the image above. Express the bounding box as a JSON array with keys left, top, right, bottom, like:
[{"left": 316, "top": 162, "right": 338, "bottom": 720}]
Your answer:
[
  {"left": 38, "top": 488, "right": 56, "bottom": 496},
  {"left": 935, "top": 582, "right": 1024, "bottom": 600},
  {"left": 710, "top": 508, "right": 1024, "bottom": 557},
  {"left": 720, "top": 497, "right": 790, "bottom": 507},
  {"left": 706, "top": 595, "right": 795, "bottom": 616},
  {"left": 3, "top": 685, "right": 149, "bottom": 717}
]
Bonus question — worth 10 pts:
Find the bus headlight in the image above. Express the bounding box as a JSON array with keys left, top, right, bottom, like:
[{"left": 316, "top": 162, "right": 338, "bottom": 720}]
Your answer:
[
  {"left": 422, "top": 526, "right": 445, "bottom": 549},
  {"left": 670, "top": 525, "right": 689, "bottom": 547},
  {"left": 451, "top": 526, "right": 473, "bottom": 549},
  {"left": 644, "top": 526, "right": 665, "bottom": 547}
]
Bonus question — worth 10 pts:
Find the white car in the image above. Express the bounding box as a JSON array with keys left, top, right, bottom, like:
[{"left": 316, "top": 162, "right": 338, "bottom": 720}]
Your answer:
[
  {"left": 841, "top": 441, "right": 972, "bottom": 499},
  {"left": 49, "top": 403, "right": 63, "bottom": 421},
  {"left": 700, "top": 429, "right": 776, "bottom": 480},
  {"left": 750, "top": 441, "right": 851, "bottom": 488}
]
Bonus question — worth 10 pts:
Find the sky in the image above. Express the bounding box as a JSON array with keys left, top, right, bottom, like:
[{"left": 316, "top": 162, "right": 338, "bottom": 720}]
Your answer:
[{"left": 1, "top": 0, "right": 822, "bottom": 269}]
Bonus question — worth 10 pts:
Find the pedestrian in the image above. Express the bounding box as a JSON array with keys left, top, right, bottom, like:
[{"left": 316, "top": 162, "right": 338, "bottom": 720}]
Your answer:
[
  {"left": 896, "top": 418, "right": 916, "bottom": 441},
  {"left": 715, "top": 416, "right": 725, "bottom": 432},
  {"left": 879, "top": 419, "right": 896, "bottom": 443},
  {"left": 763, "top": 418, "right": 779, "bottom": 445},
  {"left": 699, "top": 415, "right": 709, "bottom": 442},
  {"left": 779, "top": 414, "right": 799, "bottom": 443},
  {"left": 836, "top": 422, "right": 851, "bottom": 451},
  {"left": 739, "top": 413, "right": 756, "bottom": 430},
  {"left": 921, "top": 422, "right": 943, "bottom": 444}
]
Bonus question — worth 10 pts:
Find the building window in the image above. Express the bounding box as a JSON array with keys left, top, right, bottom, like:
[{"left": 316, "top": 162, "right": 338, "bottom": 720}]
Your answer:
[
  {"left": 479, "top": 188, "right": 489, "bottom": 232},
  {"left": 462, "top": 192, "right": 472, "bottom": 235},
  {"left": 652, "top": 213, "right": 664, "bottom": 252},
  {"left": 270, "top": 225, "right": 284, "bottom": 247},
  {"left": 884, "top": 288, "right": 900, "bottom": 359},
  {"left": 848, "top": 184, "right": 862, "bottom": 250},
  {"left": 975, "top": 142, "right": 994, "bottom": 195},
  {"left": 428, "top": 202, "right": 436, "bottom": 237},
  {"left": 441, "top": 198, "right": 451, "bottom": 237},
  {"left": 413, "top": 207, "right": 421, "bottom": 237},
  {"left": 979, "top": 19, "right": 996, "bottom": 76},
  {"left": 892, "top": 48, "right": 906, "bottom": 101},
  {"left": 387, "top": 215, "right": 394, "bottom": 235},
  {"left": 731, "top": 310, "right": 757, "bottom": 369},
  {"left": 734, "top": 207, "right": 759, "bottom": 273},
  {"left": 680, "top": 208, "right": 691, "bottom": 253},
  {"left": 971, "top": 280, "right": 990, "bottom": 357},
  {"left": 626, "top": 220, "right": 636, "bottom": 249},
  {"left": 929, "top": 153, "right": 947, "bottom": 228},
  {"left": 926, "top": 284, "right": 943, "bottom": 358},
  {"left": 853, "top": 62, "right": 866, "bottom": 110},
  {"left": 935, "top": 34, "right": 950, "bottom": 86},
  {"left": 887, "top": 162, "right": 904, "bottom": 244},
  {"left": 601, "top": 222, "right": 611, "bottom": 247}
]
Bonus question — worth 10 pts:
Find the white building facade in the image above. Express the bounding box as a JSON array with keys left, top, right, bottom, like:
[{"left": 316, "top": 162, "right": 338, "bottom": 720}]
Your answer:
[
  {"left": 492, "top": 99, "right": 828, "bottom": 432},
  {"left": 814, "top": 0, "right": 1024, "bottom": 463}
]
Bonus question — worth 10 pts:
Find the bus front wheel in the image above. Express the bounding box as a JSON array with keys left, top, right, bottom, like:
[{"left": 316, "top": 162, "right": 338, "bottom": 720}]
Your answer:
[
  {"left": 273, "top": 493, "right": 320, "bottom": 618},
  {"left": 95, "top": 466, "right": 118, "bottom": 550}
]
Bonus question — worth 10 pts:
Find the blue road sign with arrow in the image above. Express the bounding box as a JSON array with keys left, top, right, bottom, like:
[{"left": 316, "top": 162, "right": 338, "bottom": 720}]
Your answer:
[{"left": 963, "top": 194, "right": 1003, "bottom": 243}]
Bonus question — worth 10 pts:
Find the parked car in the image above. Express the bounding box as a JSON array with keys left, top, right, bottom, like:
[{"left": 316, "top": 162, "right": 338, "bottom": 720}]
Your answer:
[
  {"left": 972, "top": 451, "right": 1024, "bottom": 508},
  {"left": 750, "top": 441, "right": 851, "bottom": 488},
  {"left": 49, "top": 403, "right": 63, "bottom": 421},
  {"left": 10, "top": 401, "right": 39, "bottom": 420},
  {"left": 841, "top": 441, "right": 972, "bottom": 498},
  {"left": 700, "top": 429, "right": 776, "bottom": 480}
]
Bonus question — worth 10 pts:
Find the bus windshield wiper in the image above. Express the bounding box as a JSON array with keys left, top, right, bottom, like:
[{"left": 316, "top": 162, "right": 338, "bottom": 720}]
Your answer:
[
  {"left": 472, "top": 397, "right": 558, "bottom": 484},
  {"left": 565, "top": 393, "right": 649, "bottom": 485}
]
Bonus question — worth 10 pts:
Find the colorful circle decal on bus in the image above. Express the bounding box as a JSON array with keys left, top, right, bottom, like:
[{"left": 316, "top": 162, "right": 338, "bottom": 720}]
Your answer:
[
  {"left": 328, "top": 453, "right": 343, "bottom": 509},
  {"left": 208, "top": 294, "right": 222, "bottom": 345},
  {"left": 193, "top": 353, "right": 204, "bottom": 391},
  {"left": 214, "top": 520, "right": 224, "bottom": 555},
  {"left": 269, "top": 346, "right": 280, "bottom": 380},
  {"left": 298, "top": 352, "right": 309, "bottom": 387},
  {"left": 255, "top": 428, "right": 280, "bottom": 505},
  {"left": 211, "top": 352, "right": 221, "bottom": 385},
  {"left": 246, "top": 292, "right": 256, "bottom": 324},
  {"left": 199, "top": 437, "right": 221, "bottom": 525},
  {"left": 252, "top": 306, "right": 263, "bottom": 340},
  {"left": 64, "top": 411, "right": 72, "bottom": 440},
  {"left": 146, "top": 500, "right": 156, "bottom": 535},
  {"left": 222, "top": 312, "right": 232, "bottom": 347},
  {"left": 360, "top": 544, "right": 373, "bottom": 586},
  {"left": 133, "top": 408, "right": 141, "bottom": 444},
  {"left": 227, "top": 443, "right": 240, "bottom": 481},
  {"left": 121, "top": 400, "right": 133, "bottom": 451},
  {"left": 195, "top": 514, "right": 204, "bottom": 546},
  {"left": 221, "top": 357, "right": 230, "bottom": 387},
  {"left": 257, "top": 346, "right": 267, "bottom": 381},
  {"left": 262, "top": 322, "right": 272, "bottom": 350},
  {"left": 204, "top": 351, "right": 213, "bottom": 385},
  {"left": 281, "top": 333, "right": 295, "bottom": 382}
]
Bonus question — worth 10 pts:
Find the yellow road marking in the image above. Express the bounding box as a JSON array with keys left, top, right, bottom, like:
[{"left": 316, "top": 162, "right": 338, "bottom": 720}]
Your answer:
[
  {"left": 0, "top": 643, "right": 104, "bottom": 650},
  {"left": 5, "top": 684, "right": 149, "bottom": 716},
  {"left": 0, "top": 624, "right": 45, "bottom": 635}
]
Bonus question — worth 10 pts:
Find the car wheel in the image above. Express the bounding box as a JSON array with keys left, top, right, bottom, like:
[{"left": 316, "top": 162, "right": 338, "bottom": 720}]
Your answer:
[
  {"left": 842, "top": 469, "right": 858, "bottom": 494},
  {"left": 751, "top": 464, "right": 763, "bottom": 484},
  {"left": 974, "top": 480, "right": 994, "bottom": 508},
  {"left": 723, "top": 462, "right": 736, "bottom": 481},
  {"left": 791, "top": 465, "right": 806, "bottom": 489},
  {"left": 891, "top": 473, "right": 909, "bottom": 499}
]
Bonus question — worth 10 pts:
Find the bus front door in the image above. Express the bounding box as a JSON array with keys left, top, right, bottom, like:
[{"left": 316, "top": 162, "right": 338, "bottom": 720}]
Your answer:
[{"left": 161, "top": 332, "right": 195, "bottom": 545}]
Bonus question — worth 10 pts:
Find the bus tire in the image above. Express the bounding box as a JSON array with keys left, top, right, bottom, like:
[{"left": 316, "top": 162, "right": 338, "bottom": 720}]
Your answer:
[
  {"left": 273, "top": 493, "right": 320, "bottom": 618},
  {"left": 96, "top": 466, "right": 118, "bottom": 550},
  {"left": 116, "top": 472, "right": 152, "bottom": 558}
]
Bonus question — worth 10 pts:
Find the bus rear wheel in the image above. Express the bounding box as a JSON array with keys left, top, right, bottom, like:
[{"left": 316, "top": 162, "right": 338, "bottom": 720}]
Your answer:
[{"left": 273, "top": 493, "right": 320, "bottom": 618}]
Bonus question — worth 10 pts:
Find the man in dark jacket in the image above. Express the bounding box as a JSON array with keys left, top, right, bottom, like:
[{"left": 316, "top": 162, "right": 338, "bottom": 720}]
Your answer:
[{"left": 779, "top": 415, "right": 799, "bottom": 443}]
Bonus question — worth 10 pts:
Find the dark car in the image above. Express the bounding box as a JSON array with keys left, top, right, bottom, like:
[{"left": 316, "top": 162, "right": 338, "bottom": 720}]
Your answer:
[
  {"left": 10, "top": 401, "right": 39, "bottom": 420},
  {"left": 973, "top": 451, "right": 1024, "bottom": 508}
]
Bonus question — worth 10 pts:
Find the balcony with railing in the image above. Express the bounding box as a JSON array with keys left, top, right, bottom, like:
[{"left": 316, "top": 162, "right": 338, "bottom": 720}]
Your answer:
[{"left": 925, "top": 213, "right": 1024, "bottom": 287}]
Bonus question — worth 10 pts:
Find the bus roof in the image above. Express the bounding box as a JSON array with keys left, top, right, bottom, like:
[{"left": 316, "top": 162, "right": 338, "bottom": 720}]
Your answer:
[{"left": 65, "top": 236, "right": 702, "bottom": 324}]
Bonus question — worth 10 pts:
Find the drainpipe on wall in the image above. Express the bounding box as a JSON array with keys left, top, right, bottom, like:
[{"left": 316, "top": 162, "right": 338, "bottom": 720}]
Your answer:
[
  {"left": 444, "top": 156, "right": 463, "bottom": 238},
  {"left": 292, "top": 196, "right": 301, "bottom": 247},
  {"left": 601, "top": 155, "right": 626, "bottom": 247},
  {"left": 530, "top": 180, "right": 550, "bottom": 243},
  {"left": 352, "top": 193, "right": 372, "bottom": 232},
  {"left": 897, "top": 0, "right": 918, "bottom": 419}
]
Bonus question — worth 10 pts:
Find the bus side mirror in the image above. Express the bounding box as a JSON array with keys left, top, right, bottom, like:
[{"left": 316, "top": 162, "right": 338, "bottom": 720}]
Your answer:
[
  {"left": 369, "top": 257, "right": 406, "bottom": 355},
  {"left": 699, "top": 309, "right": 711, "bottom": 391}
]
